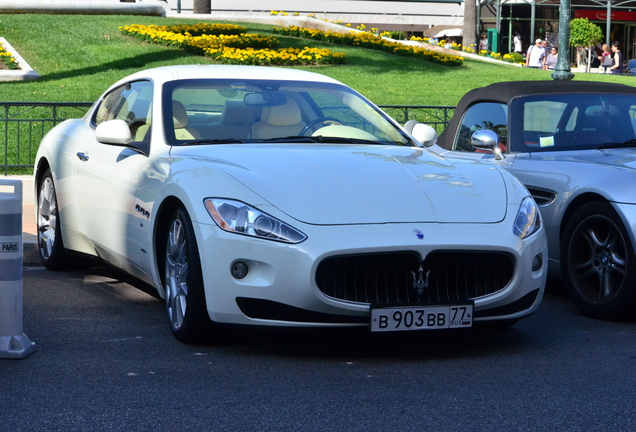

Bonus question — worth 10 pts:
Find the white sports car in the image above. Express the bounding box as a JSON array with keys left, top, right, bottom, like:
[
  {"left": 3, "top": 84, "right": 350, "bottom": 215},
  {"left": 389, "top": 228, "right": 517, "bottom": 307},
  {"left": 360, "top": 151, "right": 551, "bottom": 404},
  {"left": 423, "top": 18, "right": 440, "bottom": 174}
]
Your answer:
[{"left": 34, "top": 65, "right": 547, "bottom": 342}]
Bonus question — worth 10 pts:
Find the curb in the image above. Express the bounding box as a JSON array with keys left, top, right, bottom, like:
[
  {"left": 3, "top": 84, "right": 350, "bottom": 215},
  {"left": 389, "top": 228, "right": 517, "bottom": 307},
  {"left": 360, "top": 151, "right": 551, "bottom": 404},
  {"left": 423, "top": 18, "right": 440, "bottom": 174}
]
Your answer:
[{"left": 24, "top": 242, "right": 39, "bottom": 267}]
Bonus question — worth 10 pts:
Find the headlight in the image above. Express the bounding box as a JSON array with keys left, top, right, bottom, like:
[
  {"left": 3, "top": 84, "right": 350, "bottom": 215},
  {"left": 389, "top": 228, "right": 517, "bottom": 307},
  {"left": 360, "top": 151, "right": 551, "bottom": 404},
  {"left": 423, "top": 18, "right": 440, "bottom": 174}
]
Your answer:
[
  {"left": 513, "top": 196, "right": 541, "bottom": 239},
  {"left": 204, "top": 198, "right": 307, "bottom": 244}
]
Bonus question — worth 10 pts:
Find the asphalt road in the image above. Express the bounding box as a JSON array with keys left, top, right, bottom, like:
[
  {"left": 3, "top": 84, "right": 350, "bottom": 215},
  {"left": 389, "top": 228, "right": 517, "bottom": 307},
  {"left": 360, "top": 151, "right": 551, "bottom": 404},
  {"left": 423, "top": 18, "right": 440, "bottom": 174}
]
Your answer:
[{"left": 2, "top": 267, "right": 636, "bottom": 431}]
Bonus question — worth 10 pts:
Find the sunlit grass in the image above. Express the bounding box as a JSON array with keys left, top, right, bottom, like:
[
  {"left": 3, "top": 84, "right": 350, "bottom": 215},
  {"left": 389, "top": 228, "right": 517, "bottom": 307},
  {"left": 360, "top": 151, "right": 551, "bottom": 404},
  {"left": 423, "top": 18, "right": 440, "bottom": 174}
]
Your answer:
[{"left": 0, "top": 14, "right": 633, "bottom": 106}]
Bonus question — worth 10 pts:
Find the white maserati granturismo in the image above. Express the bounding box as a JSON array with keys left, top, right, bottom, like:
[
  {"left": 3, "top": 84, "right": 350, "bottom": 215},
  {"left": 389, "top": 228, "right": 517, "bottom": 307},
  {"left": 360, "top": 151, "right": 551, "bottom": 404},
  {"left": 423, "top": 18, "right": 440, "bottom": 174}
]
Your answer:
[{"left": 34, "top": 65, "right": 547, "bottom": 342}]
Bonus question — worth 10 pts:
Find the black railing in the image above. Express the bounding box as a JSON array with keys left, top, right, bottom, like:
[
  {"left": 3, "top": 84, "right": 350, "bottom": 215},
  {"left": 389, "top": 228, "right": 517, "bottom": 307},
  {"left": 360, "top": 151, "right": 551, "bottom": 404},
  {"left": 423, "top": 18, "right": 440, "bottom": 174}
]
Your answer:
[
  {"left": 0, "top": 102, "right": 454, "bottom": 174},
  {"left": 379, "top": 105, "right": 455, "bottom": 133},
  {"left": 1, "top": 102, "right": 94, "bottom": 175}
]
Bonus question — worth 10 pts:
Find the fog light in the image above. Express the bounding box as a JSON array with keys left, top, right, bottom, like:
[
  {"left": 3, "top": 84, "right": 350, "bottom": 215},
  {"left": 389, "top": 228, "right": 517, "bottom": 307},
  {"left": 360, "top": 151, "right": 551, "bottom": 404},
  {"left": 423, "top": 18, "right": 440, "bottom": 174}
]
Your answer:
[
  {"left": 531, "top": 254, "right": 542, "bottom": 272},
  {"left": 231, "top": 261, "right": 249, "bottom": 279}
]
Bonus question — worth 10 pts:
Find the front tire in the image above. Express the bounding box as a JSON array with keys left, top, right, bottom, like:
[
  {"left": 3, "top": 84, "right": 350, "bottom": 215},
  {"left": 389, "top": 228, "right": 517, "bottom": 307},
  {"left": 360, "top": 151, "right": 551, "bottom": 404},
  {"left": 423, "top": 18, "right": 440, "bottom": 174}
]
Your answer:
[
  {"left": 164, "top": 207, "right": 210, "bottom": 343},
  {"left": 37, "top": 169, "right": 90, "bottom": 271},
  {"left": 561, "top": 201, "right": 636, "bottom": 320}
]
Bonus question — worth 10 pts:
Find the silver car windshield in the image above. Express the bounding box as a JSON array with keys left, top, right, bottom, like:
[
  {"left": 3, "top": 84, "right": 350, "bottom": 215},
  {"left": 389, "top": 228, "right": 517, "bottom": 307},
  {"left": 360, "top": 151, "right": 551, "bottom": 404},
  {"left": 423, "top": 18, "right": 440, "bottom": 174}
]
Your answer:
[
  {"left": 510, "top": 93, "right": 636, "bottom": 152},
  {"left": 162, "top": 79, "right": 415, "bottom": 147}
]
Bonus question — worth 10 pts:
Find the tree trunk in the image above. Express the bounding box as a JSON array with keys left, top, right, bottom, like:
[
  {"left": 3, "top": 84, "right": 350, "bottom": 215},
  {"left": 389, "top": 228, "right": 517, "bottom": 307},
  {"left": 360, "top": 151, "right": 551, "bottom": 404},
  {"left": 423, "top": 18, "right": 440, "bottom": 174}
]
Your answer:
[
  {"left": 463, "top": 0, "right": 477, "bottom": 53},
  {"left": 193, "top": 0, "right": 211, "bottom": 14}
]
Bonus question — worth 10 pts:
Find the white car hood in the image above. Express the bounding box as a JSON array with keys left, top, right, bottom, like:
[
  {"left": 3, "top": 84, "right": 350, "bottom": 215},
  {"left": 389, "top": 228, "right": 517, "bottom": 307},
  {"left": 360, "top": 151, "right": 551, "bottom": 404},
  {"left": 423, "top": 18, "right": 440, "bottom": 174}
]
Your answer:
[{"left": 183, "top": 145, "right": 508, "bottom": 225}]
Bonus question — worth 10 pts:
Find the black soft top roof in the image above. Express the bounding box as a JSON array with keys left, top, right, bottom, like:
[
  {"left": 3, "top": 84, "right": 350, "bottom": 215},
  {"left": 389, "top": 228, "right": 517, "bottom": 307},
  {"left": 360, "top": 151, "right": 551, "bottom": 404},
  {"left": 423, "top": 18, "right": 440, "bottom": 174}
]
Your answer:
[{"left": 437, "top": 80, "right": 636, "bottom": 149}]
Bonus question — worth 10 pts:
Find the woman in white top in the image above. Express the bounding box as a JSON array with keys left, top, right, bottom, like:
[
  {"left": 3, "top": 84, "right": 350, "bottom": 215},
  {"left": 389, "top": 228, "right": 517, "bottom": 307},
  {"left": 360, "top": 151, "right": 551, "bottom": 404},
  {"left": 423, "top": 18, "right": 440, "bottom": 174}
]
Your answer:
[{"left": 598, "top": 44, "right": 612, "bottom": 73}]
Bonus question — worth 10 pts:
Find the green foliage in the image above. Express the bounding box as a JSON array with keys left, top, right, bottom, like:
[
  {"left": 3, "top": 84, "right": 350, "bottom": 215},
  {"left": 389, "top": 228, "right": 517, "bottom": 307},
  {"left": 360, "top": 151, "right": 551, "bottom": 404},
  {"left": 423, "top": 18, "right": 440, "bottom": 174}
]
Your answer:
[
  {"left": 508, "top": 52, "right": 524, "bottom": 63},
  {"left": 0, "top": 14, "right": 632, "bottom": 106},
  {"left": 388, "top": 31, "right": 406, "bottom": 40},
  {"left": 570, "top": 18, "right": 603, "bottom": 48}
]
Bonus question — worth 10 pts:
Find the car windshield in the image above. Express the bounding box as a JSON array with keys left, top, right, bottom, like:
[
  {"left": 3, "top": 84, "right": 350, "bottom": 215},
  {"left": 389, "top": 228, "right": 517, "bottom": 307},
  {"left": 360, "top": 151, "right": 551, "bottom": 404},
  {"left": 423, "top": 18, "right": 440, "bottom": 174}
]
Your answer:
[
  {"left": 162, "top": 79, "right": 415, "bottom": 147},
  {"left": 510, "top": 93, "right": 636, "bottom": 153}
]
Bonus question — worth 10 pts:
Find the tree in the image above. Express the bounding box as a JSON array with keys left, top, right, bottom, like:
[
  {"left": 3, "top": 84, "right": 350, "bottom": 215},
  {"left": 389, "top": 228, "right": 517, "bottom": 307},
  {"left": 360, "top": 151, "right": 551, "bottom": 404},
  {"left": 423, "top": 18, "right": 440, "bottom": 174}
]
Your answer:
[
  {"left": 463, "top": 0, "right": 477, "bottom": 53},
  {"left": 193, "top": 0, "right": 211, "bottom": 14},
  {"left": 570, "top": 18, "right": 603, "bottom": 72}
]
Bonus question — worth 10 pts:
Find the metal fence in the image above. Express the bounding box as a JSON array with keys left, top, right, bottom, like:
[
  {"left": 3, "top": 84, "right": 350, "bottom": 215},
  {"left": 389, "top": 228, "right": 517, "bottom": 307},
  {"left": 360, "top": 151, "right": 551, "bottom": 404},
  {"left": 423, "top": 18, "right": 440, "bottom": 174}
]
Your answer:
[
  {"left": 0, "top": 102, "right": 454, "bottom": 175},
  {"left": 379, "top": 105, "right": 455, "bottom": 133},
  {"left": 1, "top": 102, "right": 93, "bottom": 175}
]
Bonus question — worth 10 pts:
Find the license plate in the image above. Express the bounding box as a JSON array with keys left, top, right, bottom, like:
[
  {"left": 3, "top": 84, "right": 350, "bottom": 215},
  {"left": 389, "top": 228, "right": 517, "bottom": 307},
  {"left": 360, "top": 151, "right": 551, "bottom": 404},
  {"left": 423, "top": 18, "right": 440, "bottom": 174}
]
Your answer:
[{"left": 370, "top": 304, "right": 473, "bottom": 332}]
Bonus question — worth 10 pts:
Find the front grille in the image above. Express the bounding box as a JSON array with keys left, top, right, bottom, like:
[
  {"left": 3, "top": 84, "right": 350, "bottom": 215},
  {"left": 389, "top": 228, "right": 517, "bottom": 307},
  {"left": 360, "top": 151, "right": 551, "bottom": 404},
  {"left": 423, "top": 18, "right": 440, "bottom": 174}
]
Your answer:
[{"left": 315, "top": 251, "right": 515, "bottom": 305}]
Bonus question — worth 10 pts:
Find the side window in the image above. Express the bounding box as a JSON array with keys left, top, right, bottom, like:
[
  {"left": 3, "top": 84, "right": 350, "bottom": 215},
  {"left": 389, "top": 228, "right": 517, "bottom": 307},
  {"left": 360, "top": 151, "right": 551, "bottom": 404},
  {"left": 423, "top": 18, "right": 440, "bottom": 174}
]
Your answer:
[
  {"left": 93, "top": 80, "right": 153, "bottom": 142},
  {"left": 630, "top": 105, "right": 636, "bottom": 136},
  {"left": 453, "top": 102, "right": 508, "bottom": 152}
]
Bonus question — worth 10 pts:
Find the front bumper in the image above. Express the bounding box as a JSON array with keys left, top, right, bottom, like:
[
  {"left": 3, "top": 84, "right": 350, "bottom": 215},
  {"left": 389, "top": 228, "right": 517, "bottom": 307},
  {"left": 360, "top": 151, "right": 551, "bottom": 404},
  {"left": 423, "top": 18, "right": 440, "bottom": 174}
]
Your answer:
[{"left": 193, "top": 219, "right": 547, "bottom": 328}]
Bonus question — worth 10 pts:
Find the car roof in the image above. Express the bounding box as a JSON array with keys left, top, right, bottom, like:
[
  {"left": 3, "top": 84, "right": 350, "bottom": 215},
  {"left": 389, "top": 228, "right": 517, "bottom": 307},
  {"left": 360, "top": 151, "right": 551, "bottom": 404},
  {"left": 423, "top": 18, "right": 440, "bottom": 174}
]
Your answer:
[
  {"left": 456, "top": 80, "right": 636, "bottom": 108},
  {"left": 438, "top": 80, "right": 636, "bottom": 148},
  {"left": 116, "top": 65, "right": 343, "bottom": 86}
]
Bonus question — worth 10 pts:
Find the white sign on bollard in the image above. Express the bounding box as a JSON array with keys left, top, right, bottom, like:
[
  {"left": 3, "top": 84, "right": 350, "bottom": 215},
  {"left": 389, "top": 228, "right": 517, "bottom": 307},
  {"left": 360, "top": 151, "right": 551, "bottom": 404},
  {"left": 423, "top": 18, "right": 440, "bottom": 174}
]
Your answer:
[{"left": 0, "top": 179, "right": 35, "bottom": 359}]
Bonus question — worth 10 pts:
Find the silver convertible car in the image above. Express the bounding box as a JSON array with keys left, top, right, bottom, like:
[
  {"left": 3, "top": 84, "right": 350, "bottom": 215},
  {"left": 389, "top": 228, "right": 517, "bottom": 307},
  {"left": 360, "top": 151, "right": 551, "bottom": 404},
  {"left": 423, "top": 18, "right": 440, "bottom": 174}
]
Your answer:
[
  {"left": 34, "top": 66, "right": 547, "bottom": 342},
  {"left": 429, "top": 80, "right": 636, "bottom": 320}
]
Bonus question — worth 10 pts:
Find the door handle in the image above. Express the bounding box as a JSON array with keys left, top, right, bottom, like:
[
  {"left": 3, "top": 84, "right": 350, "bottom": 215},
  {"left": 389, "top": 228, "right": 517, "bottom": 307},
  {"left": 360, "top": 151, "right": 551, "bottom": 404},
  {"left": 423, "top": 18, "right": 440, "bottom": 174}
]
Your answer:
[{"left": 76, "top": 152, "right": 89, "bottom": 161}]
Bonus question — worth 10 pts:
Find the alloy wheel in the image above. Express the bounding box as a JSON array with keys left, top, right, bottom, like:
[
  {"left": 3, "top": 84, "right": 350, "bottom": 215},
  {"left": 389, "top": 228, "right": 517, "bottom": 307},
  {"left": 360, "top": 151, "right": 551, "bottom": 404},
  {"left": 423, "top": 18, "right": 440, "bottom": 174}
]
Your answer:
[
  {"left": 567, "top": 214, "right": 627, "bottom": 304},
  {"left": 165, "top": 218, "right": 189, "bottom": 331},
  {"left": 38, "top": 176, "right": 58, "bottom": 261}
]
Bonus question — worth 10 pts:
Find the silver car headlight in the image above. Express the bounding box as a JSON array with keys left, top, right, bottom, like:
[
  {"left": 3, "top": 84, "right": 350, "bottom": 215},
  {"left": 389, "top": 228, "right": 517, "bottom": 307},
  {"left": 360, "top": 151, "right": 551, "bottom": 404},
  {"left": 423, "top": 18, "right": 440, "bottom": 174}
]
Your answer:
[
  {"left": 513, "top": 196, "right": 541, "bottom": 239},
  {"left": 204, "top": 198, "right": 307, "bottom": 244}
]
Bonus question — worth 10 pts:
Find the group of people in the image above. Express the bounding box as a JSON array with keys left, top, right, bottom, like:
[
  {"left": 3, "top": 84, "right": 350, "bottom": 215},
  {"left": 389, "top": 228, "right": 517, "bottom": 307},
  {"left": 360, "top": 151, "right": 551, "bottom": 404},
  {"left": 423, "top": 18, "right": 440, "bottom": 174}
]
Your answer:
[
  {"left": 525, "top": 38, "right": 559, "bottom": 70},
  {"left": 594, "top": 42, "right": 623, "bottom": 73},
  {"left": 524, "top": 37, "right": 624, "bottom": 74}
]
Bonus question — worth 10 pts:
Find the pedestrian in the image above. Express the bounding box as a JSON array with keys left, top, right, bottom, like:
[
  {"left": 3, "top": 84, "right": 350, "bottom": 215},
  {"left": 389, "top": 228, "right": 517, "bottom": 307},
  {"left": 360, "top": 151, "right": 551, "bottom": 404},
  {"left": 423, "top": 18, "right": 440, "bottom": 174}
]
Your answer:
[
  {"left": 513, "top": 32, "right": 522, "bottom": 53},
  {"left": 598, "top": 43, "right": 612, "bottom": 73},
  {"left": 479, "top": 33, "right": 488, "bottom": 52},
  {"left": 543, "top": 46, "right": 558, "bottom": 70},
  {"left": 576, "top": 45, "right": 589, "bottom": 70},
  {"left": 525, "top": 38, "right": 545, "bottom": 68},
  {"left": 608, "top": 41, "right": 623, "bottom": 74}
]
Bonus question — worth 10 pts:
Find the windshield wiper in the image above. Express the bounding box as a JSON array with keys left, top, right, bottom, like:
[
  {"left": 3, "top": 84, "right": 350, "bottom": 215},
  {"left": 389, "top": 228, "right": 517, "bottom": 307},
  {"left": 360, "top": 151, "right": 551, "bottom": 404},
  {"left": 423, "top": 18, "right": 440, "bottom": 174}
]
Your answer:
[
  {"left": 598, "top": 139, "right": 636, "bottom": 149},
  {"left": 182, "top": 138, "right": 245, "bottom": 146},
  {"left": 258, "top": 136, "right": 321, "bottom": 143},
  {"left": 259, "top": 135, "right": 385, "bottom": 145}
]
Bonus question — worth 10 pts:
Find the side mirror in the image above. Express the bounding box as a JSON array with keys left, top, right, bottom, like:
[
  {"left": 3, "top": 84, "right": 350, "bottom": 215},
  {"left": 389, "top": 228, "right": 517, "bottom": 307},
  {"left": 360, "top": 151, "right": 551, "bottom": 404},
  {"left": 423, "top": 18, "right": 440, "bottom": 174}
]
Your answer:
[
  {"left": 96, "top": 119, "right": 133, "bottom": 146},
  {"left": 471, "top": 129, "right": 504, "bottom": 160},
  {"left": 410, "top": 123, "right": 438, "bottom": 146},
  {"left": 95, "top": 119, "right": 149, "bottom": 156}
]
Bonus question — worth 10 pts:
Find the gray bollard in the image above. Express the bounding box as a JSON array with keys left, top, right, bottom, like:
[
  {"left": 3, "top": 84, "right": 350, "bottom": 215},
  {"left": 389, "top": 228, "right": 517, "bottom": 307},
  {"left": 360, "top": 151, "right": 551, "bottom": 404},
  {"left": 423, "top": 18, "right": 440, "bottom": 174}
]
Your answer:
[{"left": 0, "top": 178, "right": 35, "bottom": 359}]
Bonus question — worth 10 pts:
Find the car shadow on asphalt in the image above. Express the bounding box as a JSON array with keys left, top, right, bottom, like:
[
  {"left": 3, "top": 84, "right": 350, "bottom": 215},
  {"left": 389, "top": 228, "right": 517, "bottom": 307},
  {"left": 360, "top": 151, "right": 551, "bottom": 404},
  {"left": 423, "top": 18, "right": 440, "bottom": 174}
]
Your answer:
[{"left": 42, "top": 264, "right": 623, "bottom": 361}]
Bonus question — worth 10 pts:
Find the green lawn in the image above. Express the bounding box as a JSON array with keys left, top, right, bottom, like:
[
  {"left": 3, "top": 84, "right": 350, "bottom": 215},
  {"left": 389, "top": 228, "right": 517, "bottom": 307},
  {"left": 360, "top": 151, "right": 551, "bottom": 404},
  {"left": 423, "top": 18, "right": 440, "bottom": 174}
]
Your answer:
[{"left": 0, "top": 14, "right": 634, "bottom": 106}]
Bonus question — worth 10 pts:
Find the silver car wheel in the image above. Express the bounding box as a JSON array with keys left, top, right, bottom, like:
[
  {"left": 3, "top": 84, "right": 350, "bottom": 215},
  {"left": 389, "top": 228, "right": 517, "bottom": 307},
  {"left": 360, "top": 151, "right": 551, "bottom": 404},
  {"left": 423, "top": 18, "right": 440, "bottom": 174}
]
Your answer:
[
  {"left": 38, "top": 175, "right": 58, "bottom": 261},
  {"left": 567, "top": 214, "right": 627, "bottom": 303},
  {"left": 562, "top": 201, "right": 636, "bottom": 320},
  {"left": 165, "top": 218, "right": 189, "bottom": 331}
]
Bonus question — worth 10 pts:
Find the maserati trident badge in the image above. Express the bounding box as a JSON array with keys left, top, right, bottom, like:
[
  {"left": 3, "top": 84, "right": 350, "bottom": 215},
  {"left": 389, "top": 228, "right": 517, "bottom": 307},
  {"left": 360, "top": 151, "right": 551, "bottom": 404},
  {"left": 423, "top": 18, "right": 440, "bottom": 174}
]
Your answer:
[{"left": 411, "top": 265, "right": 430, "bottom": 295}]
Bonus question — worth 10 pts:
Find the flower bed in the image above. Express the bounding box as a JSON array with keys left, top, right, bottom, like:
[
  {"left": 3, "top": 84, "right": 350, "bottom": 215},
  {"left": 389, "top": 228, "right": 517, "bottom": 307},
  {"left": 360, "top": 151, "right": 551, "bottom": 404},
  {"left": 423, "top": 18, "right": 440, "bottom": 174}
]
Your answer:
[
  {"left": 0, "top": 42, "right": 18, "bottom": 70},
  {"left": 120, "top": 23, "right": 345, "bottom": 66},
  {"left": 121, "top": 22, "right": 464, "bottom": 68},
  {"left": 274, "top": 26, "right": 464, "bottom": 67}
]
